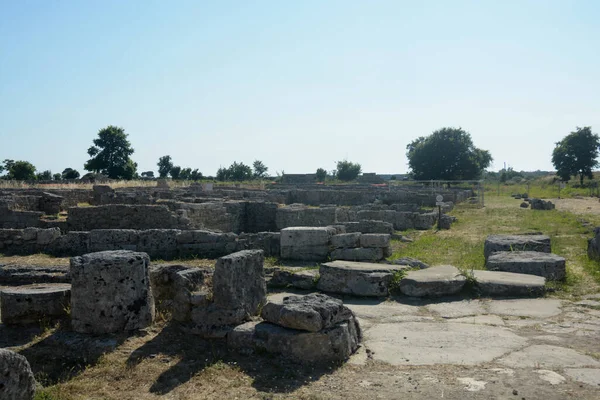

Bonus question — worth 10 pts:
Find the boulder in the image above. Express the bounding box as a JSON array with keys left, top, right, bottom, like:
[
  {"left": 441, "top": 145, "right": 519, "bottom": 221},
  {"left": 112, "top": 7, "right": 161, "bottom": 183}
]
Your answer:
[
  {"left": 261, "top": 293, "right": 354, "bottom": 332},
  {"left": 530, "top": 199, "right": 555, "bottom": 210},
  {"left": 588, "top": 227, "right": 600, "bottom": 261},
  {"left": 484, "top": 234, "right": 551, "bottom": 260},
  {"left": 318, "top": 260, "right": 410, "bottom": 296},
  {"left": 520, "top": 202, "right": 529, "bottom": 208},
  {"left": 472, "top": 270, "right": 546, "bottom": 297},
  {"left": 0, "top": 283, "right": 71, "bottom": 325},
  {"left": 0, "top": 349, "right": 36, "bottom": 400},
  {"left": 399, "top": 265, "right": 466, "bottom": 297},
  {"left": 70, "top": 250, "right": 155, "bottom": 334},
  {"left": 227, "top": 317, "right": 361, "bottom": 363},
  {"left": 486, "top": 251, "right": 566, "bottom": 280}
]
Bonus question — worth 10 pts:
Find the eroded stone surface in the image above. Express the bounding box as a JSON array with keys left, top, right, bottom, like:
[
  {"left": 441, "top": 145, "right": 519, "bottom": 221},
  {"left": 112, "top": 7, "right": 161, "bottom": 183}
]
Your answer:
[
  {"left": 564, "top": 368, "right": 600, "bottom": 387},
  {"left": 473, "top": 270, "right": 546, "bottom": 296},
  {"left": 486, "top": 251, "right": 566, "bottom": 280},
  {"left": 364, "top": 322, "right": 527, "bottom": 365},
  {"left": 318, "top": 260, "right": 409, "bottom": 296},
  {"left": 499, "top": 345, "right": 600, "bottom": 368},
  {"left": 484, "top": 234, "right": 551, "bottom": 260},
  {"left": 488, "top": 299, "right": 563, "bottom": 318},
  {"left": 0, "top": 283, "right": 71, "bottom": 324},
  {"left": 0, "top": 349, "right": 36, "bottom": 400},
  {"left": 399, "top": 265, "right": 466, "bottom": 297}
]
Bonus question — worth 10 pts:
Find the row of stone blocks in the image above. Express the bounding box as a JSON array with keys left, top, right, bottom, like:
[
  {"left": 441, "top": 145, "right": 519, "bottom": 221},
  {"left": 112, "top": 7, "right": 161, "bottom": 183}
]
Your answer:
[
  {"left": 484, "top": 234, "right": 566, "bottom": 280},
  {"left": 280, "top": 226, "right": 391, "bottom": 262}
]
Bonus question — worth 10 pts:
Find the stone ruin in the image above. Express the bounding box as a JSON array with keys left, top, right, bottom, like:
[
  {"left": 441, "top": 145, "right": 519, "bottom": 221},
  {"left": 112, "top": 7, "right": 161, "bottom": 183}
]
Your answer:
[{"left": 588, "top": 227, "right": 600, "bottom": 261}]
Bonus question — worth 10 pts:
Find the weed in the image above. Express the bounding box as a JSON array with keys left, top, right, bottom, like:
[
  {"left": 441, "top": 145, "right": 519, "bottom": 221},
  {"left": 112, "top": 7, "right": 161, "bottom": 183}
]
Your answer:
[{"left": 388, "top": 269, "right": 407, "bottom": 294}]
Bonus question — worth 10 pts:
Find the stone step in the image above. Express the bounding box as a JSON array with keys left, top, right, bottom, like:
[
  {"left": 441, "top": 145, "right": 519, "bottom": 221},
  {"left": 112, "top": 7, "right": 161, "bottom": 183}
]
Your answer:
[
  {"left": 0, "top": 283, "right": 71, "bottom": 325},
  {"left": 484, "top": 234, "right": 551, "bottom": 260},
  {"left": 0, "top": 264, "right": 69, "bottom": 285},
  {"left": 318, "top": 260, "right": 411, "bottom": 297},
  {"left": 486, "top": 251, "right": 566, "bottom": 280},
  {"left": 268, "top": 268, "right": 318, "bottom": 290},
  {"left": 472, "top": 270, "right": 546, "bottom": 297},
  {"left": 399, "top": 265, "right": 466, "bottom": 297}
]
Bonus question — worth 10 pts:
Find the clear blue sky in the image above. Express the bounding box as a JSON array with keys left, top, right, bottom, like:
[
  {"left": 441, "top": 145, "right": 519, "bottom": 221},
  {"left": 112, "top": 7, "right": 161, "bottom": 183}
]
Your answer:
[{"left": 1, "top": 0, "right": 599, "bottom": 176}]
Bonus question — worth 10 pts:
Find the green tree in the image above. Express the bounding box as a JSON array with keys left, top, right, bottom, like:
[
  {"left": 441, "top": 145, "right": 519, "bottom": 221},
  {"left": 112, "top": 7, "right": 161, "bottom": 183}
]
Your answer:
[
  {"left": 216, "top": 162, "right": 253, "bottom": 181},
  {"left": 36, "top": 170, "right": 53, "bottom": 181},
  {"left": 84, "top": 125, "right": 137, "bottom": 179},
  {"left": 141, "top": 171, "right": 154, "bottom": 178},
  {"left": 316, "top": 167, "right": 327, "bottom": 182},
  {"left": 190, "top": 169, "right": 203, "bottom": 180},
  {"left": 53, "top": 173, "right": 62, "bottom": 181},
  {"left": 335, "top": 160, "right": 362, "bottom": 181},
  {"left": 157, "top": 155, "right": 173, "bottom": 178},
  {"left": 253, "top": 160, "right": 268, "bottom": 178},
  {"left": 170, "top": 166, "right": 182, "bottom": 179},
  {"left": 5, "top": 160, "right": 36, "bottom": 180},
  {"left": 179, "top": 167, "right": 192, "bottom": 180},
  {"left": 552, "top": 126, "right": 600, "bottom": 185},
  {"left": 62, "top": 168, "right": 80, "bottom": 180},
  {"left": 406, "top": 127, "right": 492, "bottom": 180}
]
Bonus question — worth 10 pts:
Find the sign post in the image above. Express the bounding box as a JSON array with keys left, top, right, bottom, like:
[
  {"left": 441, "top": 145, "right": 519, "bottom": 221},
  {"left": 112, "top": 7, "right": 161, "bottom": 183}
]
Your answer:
[{"left": 436, "top": 195, "right": 443, "bottom": 230}]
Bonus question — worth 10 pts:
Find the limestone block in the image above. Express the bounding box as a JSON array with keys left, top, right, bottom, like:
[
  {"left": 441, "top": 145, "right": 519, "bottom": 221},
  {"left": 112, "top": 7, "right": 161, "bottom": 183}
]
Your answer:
[
  {"left": 359, "top": 234, "right": 390, "bottom": 248},
  {"left": 213, "top": 250, "right": 266, "bottom": 315},
  {"left": 330, "top": 247, "right": 385, "bottom": 262},
  {"left": 0, "top": 349, "right": 36, "bottom": 400},
  {"left": 280, "top": 227, "right": 335, "bottom": 261},
  {"left": 268, "top": 269, "right": 318, "bottom": 290},
  {"left": 472, "top": 270, "right": 546, "bottom": 297},
  {"left": 318, "top": 260, "right": 409, "bottom": 296},
  {"left": 344, "top": 220, "right": 394, "bottom": 234},
  {"left": 484, "top": 234, "right": 551, "bottom": 260},
  {"left": 261, "top": 293, "right": 355, "bottom": 332},
  {"left": 486, "top": 251, "right": 566, "bottom": 280},
  {"left": 399, "top": 265, "right": 467, "bottom": 297},
  {"left": 88, "top": 229, "right": 140, "bottom": 252},
  {"left": 330, "top": 233, "right": 361, "bottom": 249},
  {"left": 0, "top": 283, "right": 71, "bottom": 324},
  {"left": 70, "top": 250, "right": 155, "bottom": 334},
  {"left": 137, "top": 229, "right": 180, "bottom": 259}
]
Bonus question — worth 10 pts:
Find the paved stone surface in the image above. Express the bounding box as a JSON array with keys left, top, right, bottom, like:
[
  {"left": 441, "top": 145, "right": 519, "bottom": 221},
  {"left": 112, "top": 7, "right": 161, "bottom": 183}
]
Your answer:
[
  {"left": 472, "top": 270, "right": 546, "bottom": 296},
  {"left": 344, "top": 299, "right": 421, "bottom": 320},
  {"left": 564, "top": 368, "right": 600, "bottom": 387},
  {"left": 451, "top": 315, "right": 506, "bottom": 326},
  {"left": 498, "top": 345, "right": 600, "bottom": 368},
  {"left": 487, "top": 298, "right": 562, "bottom": 318},
  {"left": 536, "top": 369, "right": 566, "bottom": 385},
  {"left": 365, "top": 322, "right": 527, "bottom": 365},
  {"left": 426, "top": 300, "right": 487, "bottom": 318},
  {"left": 399, "top": 265, "right": 466, "bottom": 297}
]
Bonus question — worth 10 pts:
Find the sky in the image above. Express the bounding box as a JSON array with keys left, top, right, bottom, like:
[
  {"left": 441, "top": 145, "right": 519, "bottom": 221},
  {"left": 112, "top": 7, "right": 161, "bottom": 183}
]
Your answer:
[{"left": 1, "top": 0, "right": 599, "bottom": 176}]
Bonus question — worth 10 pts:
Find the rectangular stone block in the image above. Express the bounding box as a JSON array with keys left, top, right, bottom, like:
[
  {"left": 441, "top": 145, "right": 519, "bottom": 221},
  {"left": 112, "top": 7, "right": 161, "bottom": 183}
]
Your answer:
[
  {"left": 359, "top": 234, "right": 390, "bottom": 248},
  {"left": 330, "top": 233, "right": 361, "bottom": 249},
  {"left": 330, "top": 247, "right": 384, "bottom": 262}
]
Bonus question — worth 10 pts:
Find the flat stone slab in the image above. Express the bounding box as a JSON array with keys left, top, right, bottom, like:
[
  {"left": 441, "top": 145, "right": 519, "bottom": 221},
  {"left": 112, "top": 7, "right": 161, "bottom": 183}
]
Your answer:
[
  {"left": 261, "top": 293, "right": 354, "bottom": 332},
  {"left": 484, "top": 234, "right": 551, "bottom": 260},
  {"left": 498, "top": 345, "right": 600, "bottom": 368},
  {"left": 318, "top": 261, "right": 409, "bottom": 297},
  {"left": 0, "top": 264, "right": 69, "bottom": 284},
  {"left": 268, "top": 268, "right": 318, "bottom": 290},
  {"left": 488, "top": 298, "right": 563, "bottom": 318},
  {"left": 564, "top": 368, "right": 600, "bottom": 387},
  {"left": 344, "top": 299, "right": 421, "bottom": 321},
  {"left": 473, "top": 270, "right": 546, "bottom": 296},
  {"left": 399, "top": 265, "right": 466, "bottom": 297},
  {"left": 364, "top": 322, "right": 527, "bottom": 365},
  {"left": 486, "top": 251, "right": 566, "bottom": 280},
  {"left": 1, "top": 283, "right": 71, "bottom": 325},
  {"left": 426, "top": 300, "right": 487, "bottom": 318}
]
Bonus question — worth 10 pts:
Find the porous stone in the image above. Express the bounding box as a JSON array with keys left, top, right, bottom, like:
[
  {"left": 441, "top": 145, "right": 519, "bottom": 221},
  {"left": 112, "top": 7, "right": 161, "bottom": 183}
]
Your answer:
[
  {"left": 359, "top": 233, "right": 390, "bottom": 248},
  {"left": 399, "top": 265, "right": 466, "bottom": 297},
  {"left": 330, "top": 247, "right": 385, "bottom": 262},
  {"left": 213, "top": 249, "right": 266, "bottom": 315},
  {"left": 0, "top": 349, "right": 36, "bottom": 400},
  {"left": 0, "top": 283, "right": 71, "bottom": 325},
  {"left": 70, "top": 250, "right": 155, "bottom": 334},
  {"left": 280, "top": 227, "right": 336, "bottom": 261},
  {"left": 472, "top": 270, "right": 546, "bottom": 297},
  {"left": 261, "top": 293, "right": 355, "bottom": 332},
  {"left": 391, "top": 257, "right": 429, "bottom": 269},
  {"left": 0, "top": 264, "right": 69, "bottom": 284},
  {"left": 330, "top": 233, "right": 361, "bottom": 249},
  {"left": 227, "top": 317, "right": 361, "bottom": 363},
  {"left": 318, "top": 260, "right": 410, "bottom": 296},
  {"left": 486, "top": 251, "right": 566, "bottom": 280},
  {"left": 484, "top": 234, "right": 551, "bottom": 260},
  {"left": 344, "top": 220, "right": 394, "bottom": 234},
  {"left": 268, "top": 268, "right": 318, "bottom": 290}
]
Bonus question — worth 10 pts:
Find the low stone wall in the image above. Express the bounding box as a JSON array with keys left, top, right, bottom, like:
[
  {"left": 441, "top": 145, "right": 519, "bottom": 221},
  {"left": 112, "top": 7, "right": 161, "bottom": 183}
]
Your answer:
[
  {"left": 0, "top": 228, "right": 280, "bottom": 259},
  {"left": 0, "top": 206, "right": 43, "bottom": 228},
  {"left": 280, "top": 226, "right": 391, "bottom": 262},
  {"left": 589, "top": 227, "right": 600, "bottom": 261}
]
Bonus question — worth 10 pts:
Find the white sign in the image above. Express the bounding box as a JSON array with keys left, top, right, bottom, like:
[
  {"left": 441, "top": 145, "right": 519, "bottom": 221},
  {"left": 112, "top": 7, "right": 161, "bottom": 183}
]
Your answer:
[
  {"left": 436, "top": 195, "right": 443, "bottom": 202},
  {"left": 436, "top": 202, "right": 444, "bottom": 206}
]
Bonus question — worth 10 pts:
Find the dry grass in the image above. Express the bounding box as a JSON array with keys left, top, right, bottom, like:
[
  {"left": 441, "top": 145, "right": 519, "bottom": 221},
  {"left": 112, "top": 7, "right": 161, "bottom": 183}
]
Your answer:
[
  {"left": 0, "top": 253, "right": 70, "bottom": 266},
  {"left": 0, "top": 180, "right": 269, "bottom": 190}
]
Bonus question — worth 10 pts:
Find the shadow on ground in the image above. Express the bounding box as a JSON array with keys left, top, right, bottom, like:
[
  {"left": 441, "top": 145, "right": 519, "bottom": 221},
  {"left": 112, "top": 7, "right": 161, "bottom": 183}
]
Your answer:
[{"left": 126, "top": 321, "right": 341, "bottom": 395}]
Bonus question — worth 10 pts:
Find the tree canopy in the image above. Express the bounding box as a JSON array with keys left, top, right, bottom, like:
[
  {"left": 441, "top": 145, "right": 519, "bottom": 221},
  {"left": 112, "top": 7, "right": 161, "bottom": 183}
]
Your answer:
[
  {"left": 406, "top": 127, "right": 492, "bottom": 180},
  {"left": 253, "top": 160, "right": 268, "bottom": 178},
  {"left": 2, "top": 160, "right": 36, "bottom": 181},
  {"left": 216, "top": 162, "right": 253, "bottom": 181},
  {"left": 335, "top": 160, "right": 361, "bottom": 181},
  {"left": 316, "top": 167, "right": 327, "bottom": 182},
  {"left": 157, "top": 155, "right": 173, "bottom": 178},
  {"left": 551, "top": 126, "right": 600, "bottom": 185},
  {"left": 62, "top": 168, "right": 80, "bottom": 180},
  {"left": 84, "top": 126, "right": 137, "bottom": 179}
]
